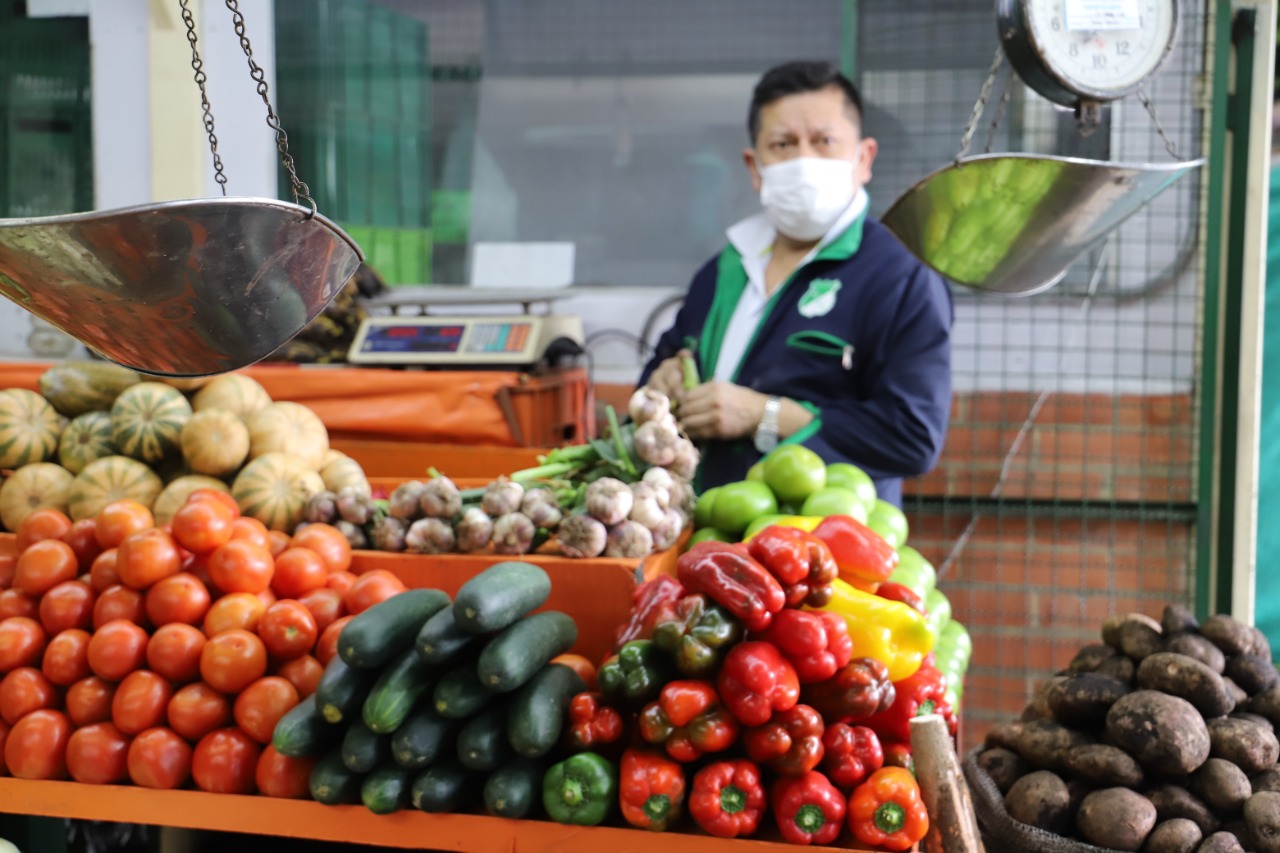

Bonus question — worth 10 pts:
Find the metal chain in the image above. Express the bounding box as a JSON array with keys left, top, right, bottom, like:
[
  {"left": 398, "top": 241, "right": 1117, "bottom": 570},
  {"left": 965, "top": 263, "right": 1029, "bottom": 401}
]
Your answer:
[
  {"left": 984, "top": 67, "right": 1013, "bottom": 155},
  {"left": 956, "top": 47, "right": 1007, "bottom": 165},
  {"left": 223, "top": 0, "right": 316, "bottom": 215},
  {"left": 178, "top": 0, "right": 228, "bottom": 195},
  {"left": 1135, "top": 85, "right": 1183, "bottom": 161}
]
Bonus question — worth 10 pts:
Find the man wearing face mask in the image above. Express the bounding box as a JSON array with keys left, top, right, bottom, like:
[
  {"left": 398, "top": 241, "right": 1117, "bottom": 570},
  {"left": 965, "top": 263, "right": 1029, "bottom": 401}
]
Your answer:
[{"left": 640, "top": 61, "right": 953, "bottom": 507}]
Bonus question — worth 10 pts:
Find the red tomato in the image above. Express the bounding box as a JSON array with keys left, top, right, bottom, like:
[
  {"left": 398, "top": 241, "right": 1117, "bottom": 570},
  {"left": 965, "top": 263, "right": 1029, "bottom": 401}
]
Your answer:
[
  {"left": 0, "top": 555, "right": 15, "bottom": 590},
  {"left": 314, "top": 615, "right": 353, "bottom": 666},
  {"left": 258, "top": 601, "right": 318, "bottom": 661},
  {"left": 275, "top": 655, "right": 323, "bottom": 699},
  {"left": 208, "top": 540, "right": 274, "bottom": 595},
  {"left": 343, "top": 570, "right": 406, "bottom": 616},
  {"left": 0, "top": 616, "right": 46, "bottom": 672},
  {"left": 186, "top": 551, "right": 215, "bottom": 589},
  {"left": 112, "top": 670, "right": 173, "bottom": 735},
  {"left": 66, "top": 676, "right": 116, "bottom": 726},
  {"left": 200, "top": 630, "right": 267, "bottom": 694},
  {"left": 229, "top": 517, "right": 270, "bottom": 550},
  {"left": 0, "top": 667, "right": 58, "bottom": 724},
  {"left": 171, "top": 498, "right": 235, "bottom": 555},
  {"left": 187, "top": 489, "right": 240, "bottom": 518},
  {"left": 42, "top": 628, "right": 91, "bottom": 686},
  {"left": 202, "top": 592, "right": 266, "bottom": 636},
  {"left": 255, "top": 745, "right": 315, "bottom": 799},
  {"left": 0, "top": 719, "right": 9, "bottom": 776},
  {"left": 256, "top": 587, "right": 278, "bottom": 610},
  {"left": 325, "top": 571, "right": 357, "bottom": 595},
  {"left": 291, "top": 524, "right": 352, "bottom": 574},
  {"left": 167, "top": 682, "right": 231, "bottom": 741},
  {"left": 87, "top": 619, "right": 149, "bottom": 681},
  {"left": 94, "top": 501, "right": 154, "bottom": 549},
  {"left": 551, "top": 654, "right": 599, "bottom": 692},
  {"left": 4, "top": 709, "right": 70, "bottom": 779},
  {"left": 266, "top": 530, "right": 292, "bottom": 559},
  {"left": 144, "top": 572, "right": 211, "bottom": 627},
  {"left": 297, "top": 587, "right": 344, "bottom": 636},
  {"left": 233, "top": 677, "right": 299, "bottom": 744},
  {"left": 60, "top": 518, "right": 103, "bottom": 573},
  {"left": 192, "top": 727, "right": 260, "bottom": 794},
  {"left": 116, "top": 528, "right": 181, "bottom": 591},
  {"left": 13, "top": 539, "right": 78, "bottom": 597},
  {"left": 17, "top": 509, "right": 72, "bottom": 553},
  {"left": 92, "top": 584, "right": 147, "bottom": 629},
  {"left": 127, "top": 726, "right": 192, "bottom": 789},
  {"left": 146, "top": 623, "right": 206, "bottom": 683},
  {"left": 66, "top": 721, "right": 130, "bottom": 785},
  {"left": 0, "top": 590, "right": 36, "bottom": 621},
  {"left": 88, "top": 548, "right": 121, "bottom": 592},
  {"left": 39, "top": 579, "right": 96, "bottom": 634},
  {"left": 270, "top": 548, "right": 328, "bottom": 599}
]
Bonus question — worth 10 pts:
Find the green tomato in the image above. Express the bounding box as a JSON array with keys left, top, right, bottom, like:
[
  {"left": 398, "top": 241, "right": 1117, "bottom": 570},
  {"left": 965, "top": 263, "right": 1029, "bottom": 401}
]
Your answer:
[
  {"left": 799, "top": 487, "right": 869, "bottom": 523},
  {"left": 742, "top": 514, "right": 789, "bottom": 541},
  {"left": 891, "top": 546, "right": 937, "bottom": 599},
  {"left": 688, "top": 527, "right": 734, "bottom": 547},
  {"left": 746, "top": 462, "right": 766, "bottom": 482},
  {"left": 711, "top": 481, "right": 779, "bottom": 536},
  {"left": 925, "top": 588, "right": 952, "bottom": 637},
  {"left": 867, "top": 500, "right": 909, "bottom": 550},
  {"left": 939, "top": 619, "right": 973, "bottom": 662},
  {"left": 693, "top": 486, "right": 721, "bottom": 530},
  {"left": 761, "top": 445, "right": 826, "bottom": 507},
  {"left": 824, "top": 463, "right": 877, "bottom": 515}
]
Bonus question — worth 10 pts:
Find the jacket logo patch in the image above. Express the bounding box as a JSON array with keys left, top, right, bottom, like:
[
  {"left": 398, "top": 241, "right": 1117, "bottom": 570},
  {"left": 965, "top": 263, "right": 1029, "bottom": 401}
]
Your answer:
[{"left": 798, "top": 278, "right": 841, "bottom": 318}]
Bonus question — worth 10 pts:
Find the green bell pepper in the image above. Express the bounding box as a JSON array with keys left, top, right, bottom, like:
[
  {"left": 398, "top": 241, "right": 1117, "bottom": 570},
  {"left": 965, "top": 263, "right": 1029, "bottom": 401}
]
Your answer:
[
  {"left": 599, "top": 640, "right": 674, "bottom": 708},
  {"left": 543, "top": 752, "right": 617, "bottom": 826},
  {"left": 652, "top": 594, "right": 743, "bottom": 677}
]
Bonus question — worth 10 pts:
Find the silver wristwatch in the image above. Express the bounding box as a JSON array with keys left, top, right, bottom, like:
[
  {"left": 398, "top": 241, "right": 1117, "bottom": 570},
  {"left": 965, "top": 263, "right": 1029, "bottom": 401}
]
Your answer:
[{"left": 753, "top": 396, "right": 782, "bottom": 454}]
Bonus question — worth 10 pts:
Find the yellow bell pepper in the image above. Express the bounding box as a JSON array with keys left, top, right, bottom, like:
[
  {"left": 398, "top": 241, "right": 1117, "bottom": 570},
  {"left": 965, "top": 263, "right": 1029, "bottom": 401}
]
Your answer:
[
  {"left": 815, "top": 578, "right": 936, "bottom": 682},
  {"left": 741, "top": 515, "right": 823, "bottom": 541}
]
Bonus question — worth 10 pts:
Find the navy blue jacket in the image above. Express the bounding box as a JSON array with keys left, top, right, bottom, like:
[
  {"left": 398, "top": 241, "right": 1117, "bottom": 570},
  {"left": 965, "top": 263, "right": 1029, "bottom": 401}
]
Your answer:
[{"left": 640, "top": 217, "right": 954, "bottom": 507}]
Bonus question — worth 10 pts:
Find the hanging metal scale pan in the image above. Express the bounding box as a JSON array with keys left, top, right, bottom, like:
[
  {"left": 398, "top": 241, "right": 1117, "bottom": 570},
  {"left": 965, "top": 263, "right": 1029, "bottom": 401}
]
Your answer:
[{"left": 880, "top": 153, "right": 1203, "bottom": 296}]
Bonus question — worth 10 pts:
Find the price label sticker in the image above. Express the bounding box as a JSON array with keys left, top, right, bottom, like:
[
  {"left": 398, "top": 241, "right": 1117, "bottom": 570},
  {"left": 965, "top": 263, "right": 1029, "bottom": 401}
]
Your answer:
[{"left": 1064, "top": 0, "right": 1142, "bottom": 30}]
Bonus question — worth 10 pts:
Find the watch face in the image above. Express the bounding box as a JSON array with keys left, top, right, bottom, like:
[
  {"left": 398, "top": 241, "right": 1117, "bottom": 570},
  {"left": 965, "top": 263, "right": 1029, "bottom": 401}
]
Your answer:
[
  {"left": 1023, "top": 0, "right": 1178, "bottom": 100},
  {"left": 754, "top": 432, "right": 779, "bottom": 454}
]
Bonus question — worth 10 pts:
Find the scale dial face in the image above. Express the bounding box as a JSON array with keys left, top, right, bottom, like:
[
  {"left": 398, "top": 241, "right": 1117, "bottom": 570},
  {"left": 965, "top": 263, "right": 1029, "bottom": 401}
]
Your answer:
[{"left": 998, "top": 0, "right": 1179, "bottom": 106}]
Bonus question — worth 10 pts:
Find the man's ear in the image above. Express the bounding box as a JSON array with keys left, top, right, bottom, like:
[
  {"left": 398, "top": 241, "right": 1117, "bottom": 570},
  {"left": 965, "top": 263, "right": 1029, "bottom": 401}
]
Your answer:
[
  {"left": 856, "top": 137, "right": 879, "bottom": 185},
  {"left": 743, "top": 148, "right": 763, "bottom": 193}
]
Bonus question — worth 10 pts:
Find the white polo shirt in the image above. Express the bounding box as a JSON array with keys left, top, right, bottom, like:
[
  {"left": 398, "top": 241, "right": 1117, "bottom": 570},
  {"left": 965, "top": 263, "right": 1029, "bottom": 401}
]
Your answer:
[{"left": 711, "top": 190, "right": 869, "bottom": 382}]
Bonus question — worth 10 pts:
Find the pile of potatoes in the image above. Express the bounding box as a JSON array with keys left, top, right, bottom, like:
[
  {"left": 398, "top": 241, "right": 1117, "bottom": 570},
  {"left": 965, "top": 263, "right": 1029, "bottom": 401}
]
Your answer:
[{"left": 977, "top": 605, "right": 1280, "bottom": 853}]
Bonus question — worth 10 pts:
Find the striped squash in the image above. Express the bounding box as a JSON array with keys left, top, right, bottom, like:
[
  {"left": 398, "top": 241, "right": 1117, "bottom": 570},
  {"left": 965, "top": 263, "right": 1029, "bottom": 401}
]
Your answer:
[
  {"left": 193, "top": 375, "right": 272, "bottom": 419},
  {"left": 68, "top": 455, "right": 163, "bottom": 520},
  {"left": 181, "top": 409, "right": 250, "bottom": 478},
  {"left": 111, "top": 382, "right": 192, "bottom": 465},
  {"left": 246, "top": 402, "right": 329, "bottom": 470},
  {"left": 0, "top": 388, "right": 64, "bottom": 468},
  {"left": 0, "top": 463, "right": 74, "bottom": 531},
  {"left": 38, "top": 361, "right": 140, "bottom": 417},
  {"left": 232, "top": 452, "right": 325, "bottom": 531},
  {"left": 153, "top": 475, "right": 230, "bottom": 525},
  {"left": 320, "top": 452, "right": 370, "bottom": 497},
  {"left": 58, "top": 411, "right": 116, "bottom": 475}
]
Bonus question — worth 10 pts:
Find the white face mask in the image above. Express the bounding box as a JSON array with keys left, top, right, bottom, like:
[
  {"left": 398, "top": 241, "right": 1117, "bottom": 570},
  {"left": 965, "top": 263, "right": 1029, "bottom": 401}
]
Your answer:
[{"left": 759, "top": 156, "right": 858, "bottom": 241}]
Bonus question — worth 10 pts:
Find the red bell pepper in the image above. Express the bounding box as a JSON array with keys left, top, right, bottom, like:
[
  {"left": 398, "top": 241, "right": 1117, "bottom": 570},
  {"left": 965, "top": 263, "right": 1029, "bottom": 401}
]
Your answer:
[
  {"left": 863, "top": 661, "right": 958, "bottom": 744},
  {"left": 812, "top": 515, "right": 899, "bottom": 586},
  {"left": 676, "top": 541, "right": 785, "bottom": 632},
  {"left": 689, "top": 759, "right": 766, "bottom": 838},
  {"left": 882, "top": 741, "right": 914, "bottom": 773},
  {"left": 821, "top": 723, "right": 884, "bottom": 791},
  {"left": 619, "top": 748, "right": 686, "bottom": 832},
  {"left": 848, "top": 767, "right": 930, "bottom": 851},
  {"left": 757, "top": 609, "right": 853, "bottom": 685},
  {"left": 638, "top": 680, "right": 739, "bottom": 762},
  {"left": 771, "top": 770, "right": 847, "bottom": 846},
  {"left": 800, "top": 657, "right": 896, "bottom": 724},
  {"left": 614, "top": 575, "right": 684, "bottom": 649},
  {"left": 874, "top": 581, "right": 925, "bottom": 614},
  {"left": 747, "top": 526, "right": 839, "bottom": 608},
  {"left": 742, "top": 704, "right": 825, "bottom": 777},
  {"left": 717, "top": 641, "right": 800, "bottom": 727},
  {"left": 566, "top": 692, "right": 624, "bottom": 751}
]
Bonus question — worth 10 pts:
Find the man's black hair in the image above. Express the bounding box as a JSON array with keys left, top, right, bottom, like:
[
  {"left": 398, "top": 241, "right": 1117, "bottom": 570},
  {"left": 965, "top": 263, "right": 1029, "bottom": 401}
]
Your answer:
[{"left": 747, "top": 61, "right": 864, "bottom": 144}]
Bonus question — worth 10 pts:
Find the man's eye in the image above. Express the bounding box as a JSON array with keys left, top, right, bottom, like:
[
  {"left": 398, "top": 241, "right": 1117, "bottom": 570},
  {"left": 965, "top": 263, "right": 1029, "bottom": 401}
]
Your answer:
[{"left": 772, "top": 140, "right": 792, "bottom": 150}]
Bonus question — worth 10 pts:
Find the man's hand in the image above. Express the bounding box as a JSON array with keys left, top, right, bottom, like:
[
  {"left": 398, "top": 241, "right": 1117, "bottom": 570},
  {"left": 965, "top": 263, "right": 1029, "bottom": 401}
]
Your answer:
[
  {"left": 646, "top": 348, "right": 693, "bottom": 400},
  {"left": 677, "top": 381, "right": 768, "bottom": 441}
]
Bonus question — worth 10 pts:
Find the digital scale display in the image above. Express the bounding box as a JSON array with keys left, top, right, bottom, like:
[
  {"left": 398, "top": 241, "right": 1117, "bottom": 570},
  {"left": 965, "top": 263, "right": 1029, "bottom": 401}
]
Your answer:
[{"left": 359, "top": 321, "right": 533, "bottom": 355}]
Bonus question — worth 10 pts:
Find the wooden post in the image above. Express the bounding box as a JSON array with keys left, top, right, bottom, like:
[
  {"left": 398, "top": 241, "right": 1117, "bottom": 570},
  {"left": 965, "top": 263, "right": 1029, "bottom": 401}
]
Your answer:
[{"left": 909, "top": 713, "right": 985, "bottom": 853}]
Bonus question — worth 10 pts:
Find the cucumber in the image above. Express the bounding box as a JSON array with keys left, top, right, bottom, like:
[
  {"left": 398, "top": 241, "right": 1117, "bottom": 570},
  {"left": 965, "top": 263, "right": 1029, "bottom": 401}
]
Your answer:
[
  {"left": 483, "top": 758, "right": 545, "bottom": 819},
  {"left": 411, "top": 759, "right": 479, "bottom": 813},
  {"left": 507, "top": 663, "right": 588, "bottom": 758},
  {"left": 416, "top": 606, "right": 478, "bottom": 665},
  {"left": 457, "top": 706, "right": 513, "bottom": 772},
  {"left": 361, "top": 765, "right": 416, "bottom": 815},
  {"left": 272, "top": 695, "right": 338, "bottom": 758},
  {"left": 340, "top": 588, "right": 451, "bottom": 670},
  {"left": 341, "top": 720, "right": 389, "bottom": 774},
  {"left": 433, "top": 664, "right": 492, "bottom": 720},
  {"left": 391, "top": 706, "right": 456, "bottom": 770},
  {"left": 452, "top": 562, "right": 551, "bottom": 634},
  {"left": 363, "top": 648, "right": 435, "bottom": 734},
  {"left": 477, "top": 611, "right": 578, "bottom": 693},
  {"left": 315, "top": 656, "right": 380, "bottom": 726},
  {"left": 309, "top": 749, "right": 364, "bottom": 805}
]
